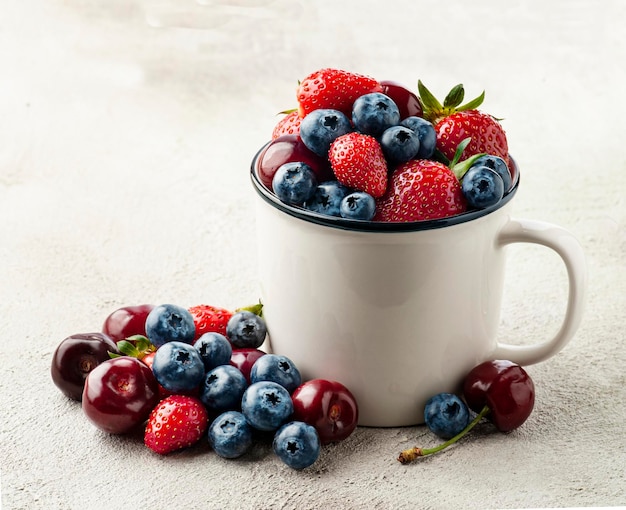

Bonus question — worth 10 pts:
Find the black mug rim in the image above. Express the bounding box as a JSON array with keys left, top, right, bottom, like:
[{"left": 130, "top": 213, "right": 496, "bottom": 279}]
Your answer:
[{"left": 250, "top": 143, "right": 520, "bottom": 233}]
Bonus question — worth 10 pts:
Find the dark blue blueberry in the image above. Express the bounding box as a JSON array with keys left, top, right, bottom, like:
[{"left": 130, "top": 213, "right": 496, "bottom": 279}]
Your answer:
[
  {"left": 145, "top": 304, "right": 195, "bottom": 347},
  {"left": 151, "top": 341, "right": 205, "bottom": 392},
  {"left": 380, "top": 125, "right": 421, "bottom": 164},
  {"left": 352, "top": 92, "right": 400, "bottom": 137},
  {"left": 250, "top": 354, "right": 302, "bottom": 393},
  {"left": 273, "top": 421, "right": 320, "bottom": 470},
  {"left": 470, "top": 154, "right": 512, "bottom": 191},
  {"left": 304, "top": 180, "right": 350, "bottom": 217},
  {"left": 241, "top": 381, "right": 293, "bottom": 432},
  {"left": 300, "top": 109, "right": 352, "bottom": 157},
  {"left": 200, "top": 364, "right": 248, "bottom": 412},
  {"left": 400, "top": 116, "right": 437, "bottom": 159},
  {"left": 208, "top": 410, "right": 253, "bottom": 459},
  {"left": 272, "top": 162, "right": 318, "bottom": 206},
  {"left": 226, "top": 311, "right": 267, "bottom": 349},
  {"left": 424, "top": 393, "right": 470, "bottom": 439},
  {"left": 461, "top": 166, "right": 505, "bottom": 209},
  {"left": 339, "top": 191, "right": 376, "bottom": 221},
  {"left": 193, "top": 332, "right": 232, "bottom": 371}
]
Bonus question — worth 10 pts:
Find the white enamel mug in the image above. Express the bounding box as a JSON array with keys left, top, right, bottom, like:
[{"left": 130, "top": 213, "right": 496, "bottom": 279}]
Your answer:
[{"left": 251, "top": 150, "right": 587, "bottom": 427}]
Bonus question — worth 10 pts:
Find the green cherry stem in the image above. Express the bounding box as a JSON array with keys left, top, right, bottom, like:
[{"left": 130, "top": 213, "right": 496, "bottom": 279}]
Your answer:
[{"left": 397, "top": 405, "right": 491, "bottom": 464}]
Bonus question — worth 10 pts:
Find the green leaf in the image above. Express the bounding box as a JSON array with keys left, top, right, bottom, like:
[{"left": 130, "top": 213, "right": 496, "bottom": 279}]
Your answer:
[
  {"left": 458, "top": 90, "right": 485, "bottom": 111},
  {"left": 116, "top": 340, "right": 141, "bottom": 358},
  {"left": 417, "top": 80, "right": 443, "bottom": 112},
  {"left": 108, "top": 351, "right": 121, "bottom": 359},
  {"left": 449, "top": 137, "right": 472, "bottom": 169},
  {"left": 236, "top": 301, "right": 264, "bottom": 318},
  {"left": 451, "top": 151, "right": 488, "bottom": 180},
  {"left": 443, "top": 84, "right": 465, "bottom": 109}
]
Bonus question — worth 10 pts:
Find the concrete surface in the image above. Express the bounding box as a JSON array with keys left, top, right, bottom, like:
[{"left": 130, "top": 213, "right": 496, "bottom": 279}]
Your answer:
[{"left": 1, "top": 1, "right": 625, "bottom": 509}]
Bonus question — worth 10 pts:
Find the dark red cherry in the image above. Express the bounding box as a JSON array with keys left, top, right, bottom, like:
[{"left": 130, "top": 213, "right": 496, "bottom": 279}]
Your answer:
[
  {"left": 256, "top": 135, "right": 333, "bottom": 191},
  {"left": 291, "top": 379, "right": 358, "bottom": 444},
  {"left": 230, "top": 348, "right": 266, "bottom": 383},
  {"left": 380, "top": 80, "right": 423, "bottom": 119},
  {"left": 463, "top": 359, "right": 535, "bottom": 432},
  {"left": 102, "top": 304, "right": 155, "bottom": 342},
  {"left": 51, "top": 333, "right": 120, "bottom": 401},
  {"left": 82, "top": 357, "right": 160, "bottom": 434}
]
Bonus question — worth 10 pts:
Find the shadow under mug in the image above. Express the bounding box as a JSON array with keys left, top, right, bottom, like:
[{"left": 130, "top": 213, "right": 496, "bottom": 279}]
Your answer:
[{"left": 250, "top": 148, "right": 587, "bottom": 427}]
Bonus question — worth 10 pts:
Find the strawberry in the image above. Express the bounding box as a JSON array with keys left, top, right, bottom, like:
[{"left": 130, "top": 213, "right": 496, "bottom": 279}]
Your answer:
[
  {"left": 328, "top": 132, "right": 388, "bottom": 198},
  {"left": 144, "top": 395, "right": 208, "bottom": 455},
  {"left": 188, "top": 304, "right": 233, "bottom": 340},
  {"left": 297, "top": 68, "right": 382, "bottom": 118},
  {"left": 272, "top": 110, "right": 301, "bottom": 139},
  {"left": 374, "top": 159, "right": 467, "bottom": 222},
  {"left": 418, "top": 81, "right": 509, "bottom": 165}
]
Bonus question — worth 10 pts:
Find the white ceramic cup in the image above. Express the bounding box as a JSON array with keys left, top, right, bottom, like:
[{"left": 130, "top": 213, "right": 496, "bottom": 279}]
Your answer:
[{"left": 251, "top": 152, "right": 587, "bottom": 427}]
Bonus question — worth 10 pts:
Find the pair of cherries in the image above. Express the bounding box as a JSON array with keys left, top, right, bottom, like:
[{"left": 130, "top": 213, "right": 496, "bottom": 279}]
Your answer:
[{"left": 398, "top": 359, "right": 535, "bottom": 463}]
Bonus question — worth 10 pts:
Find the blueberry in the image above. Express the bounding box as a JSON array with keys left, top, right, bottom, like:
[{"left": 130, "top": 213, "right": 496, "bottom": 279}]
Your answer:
[
  {"left": 145, "top": 304, "right": 195, "bottom": 347},
  {"left": 193, "top": 332, "right": 232, "bottom": 371},
  {"left": 352, "top": 92, "right": 400, "bottom": 137},
  {"left": 250, "top": 354, "right": 302, "bottom": 393},
  {"left": 272, "top": 162, "right": 318, "bottom": 206},
  {"left": 200, "top": 365, "right": 248, "bottom": 412},
  {"left": 226, "top": 311, "right": 267, "bottom": 349},
  {"left": 304, "top": 181, "right": 350, "bottom": 217},
  {"left": 273, "top": 421, "right": 321, "bottom": 470},
  {"left": 470, "top": 154, "right": 512, "bottom": 191},
  {"left": 339, "top": 191, "right": 376, "bottom": 221},
  {"left": 241, "top": 381, "right": 293, "bottom": 432},
  {"left": 380, "top": 125, "right": 420, "bottom": 164},
  {"left": 400, "top": 116, "right": 437, "bottom": 159},
  {"left": 300, "top": 109, "right": 352, "bottom": 157},
  {"left": 461, "top": 166, "right": 505, "bottom": 209},
  {"left": 424, "top": 393, "right": 470, "bottom": 439},
  {"left": 152, "top": 341, "right": 205, "bottom": 392},
  {"left": 208, "top": 410, "right": 253, "bottom": 459}
]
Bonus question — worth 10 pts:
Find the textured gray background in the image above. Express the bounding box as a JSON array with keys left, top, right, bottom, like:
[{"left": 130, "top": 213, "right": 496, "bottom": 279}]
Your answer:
[{"left": 1, "top": 1, "right": 625, "bottom": 509}]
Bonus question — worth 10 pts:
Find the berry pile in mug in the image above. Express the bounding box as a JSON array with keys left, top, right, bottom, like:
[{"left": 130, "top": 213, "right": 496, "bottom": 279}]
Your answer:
[
  {"left": 257, "top": 68, "right": 513, "bottom": 222},
  {"left": 50, "top": 303, "right": 359, "bottom": 470}
]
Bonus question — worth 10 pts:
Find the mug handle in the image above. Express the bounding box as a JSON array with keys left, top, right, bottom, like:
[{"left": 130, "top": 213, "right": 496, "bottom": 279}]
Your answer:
[{"left": 493, "top": 218, "right": 587, "bottom": 366}]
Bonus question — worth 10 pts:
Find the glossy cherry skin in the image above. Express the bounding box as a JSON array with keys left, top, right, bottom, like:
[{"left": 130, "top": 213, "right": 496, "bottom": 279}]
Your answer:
[
  {"left": 102, "top": 304, "right": 155, "bottom": 342},
  {"left": 463, "top": 360, "right": 535, "bottom": 432},
  {"left": 256, "top": 135, "right": 333, "bottom": 191},
  {"left": 82, "top": 357, "right": 160, "bottom": 434},
  {"left": 291, "top": 379, "right": 358, "bottom": 444},
  {"left": 380, "top": 80, "right": 423, "bottom": 120},
  {"left": 51, "top": 333, "right": 120, "bottom": 401},
  {"left": 230, "top": 348, "right": 266, "bottom": 383}
]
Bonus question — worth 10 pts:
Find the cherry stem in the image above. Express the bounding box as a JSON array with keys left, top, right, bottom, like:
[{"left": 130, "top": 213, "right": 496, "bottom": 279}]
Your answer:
[{"left": 397, "top": 405, "right": 490, "bottom": 464}]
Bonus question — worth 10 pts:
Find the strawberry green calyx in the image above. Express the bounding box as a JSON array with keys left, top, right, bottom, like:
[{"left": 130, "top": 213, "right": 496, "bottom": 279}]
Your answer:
[
  {"left": 108, "top": 335, "right": 156, "bottom": 360},
  {"left": 235, "top": 301, "right": 264, "bottom": 318},
  {"left": 447, "top": 137, "right": 488, "bottom": 181},
  {"left": 418, "top": 81, "right": 485, "bottom": 124}
]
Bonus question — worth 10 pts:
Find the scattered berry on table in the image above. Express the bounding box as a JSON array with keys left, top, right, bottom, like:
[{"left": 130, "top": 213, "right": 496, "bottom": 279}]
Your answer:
[
  {"left": 226, "top": 310, "right": 268, "bottom": 349},
  {"left": 208, "top": 410, "right": 254, "bottom": 459},
  {"left": 241, "top": 381, "right": 294, "bottom": 432},
  {"left": 424, "top": 393, "right": 470, "bottom": 439},
  {"left": 151, "top": 341, "right": 206, "bottom": 393},
  {"left": 273, "top": 421, "right": 321, "bottom": 470},
  {"left": 145, "top": 304, "right": 196, "bottom": 347},
  {"left": 144, "top": 395, "right": 208, "bottom": 455},
  {"left": 250, "top": 354, "right": 302, "bottom": 393}
]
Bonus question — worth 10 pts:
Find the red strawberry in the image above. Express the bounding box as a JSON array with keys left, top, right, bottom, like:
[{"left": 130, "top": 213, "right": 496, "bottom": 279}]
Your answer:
[
  {"left": 328, "top": 132, "right": 388, "bottom": 198},
  {"left": 374, "top": 159, "right": 467, "bottom": 222},
  {"left": 297, "top": 68, "right": 382, "bottom": 118},
  {"left": 272, "top": 110, "right": 301, "bottom": 139},
  {"left": 144, "top": 395, "right": 208, "bottom": 455},
  {"left": 418, "top": 81, "right": 509, "bottom": 164},
  {"left": 188, "top": 304, "right": 233, "bottom": 340}
]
